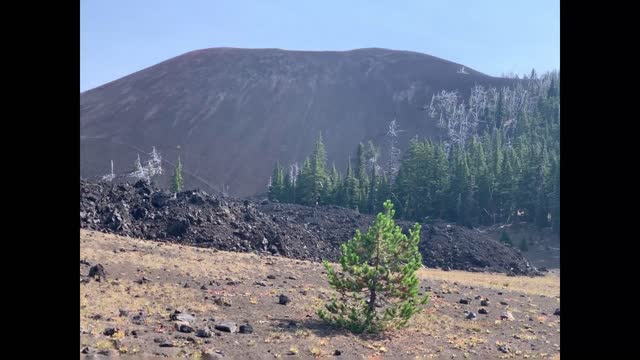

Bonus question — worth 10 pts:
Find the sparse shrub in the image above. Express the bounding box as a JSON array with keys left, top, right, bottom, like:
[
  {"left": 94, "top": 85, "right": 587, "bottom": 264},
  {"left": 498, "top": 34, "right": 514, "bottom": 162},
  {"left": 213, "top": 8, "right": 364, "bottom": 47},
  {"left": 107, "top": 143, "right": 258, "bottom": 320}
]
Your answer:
[
  {"left": 317, "top": 200, "right": 429, "bottom": 333},
  {"left": 500, "top": 231, "right": 512, "bottom": 246}
]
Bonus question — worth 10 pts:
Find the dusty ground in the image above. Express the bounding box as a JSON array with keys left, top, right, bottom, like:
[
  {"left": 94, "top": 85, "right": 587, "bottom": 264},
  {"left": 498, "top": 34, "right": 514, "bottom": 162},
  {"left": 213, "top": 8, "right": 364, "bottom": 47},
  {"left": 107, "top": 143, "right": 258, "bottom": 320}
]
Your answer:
[{"left": 80, "top": 230, "right": 560, "bottom": 359}]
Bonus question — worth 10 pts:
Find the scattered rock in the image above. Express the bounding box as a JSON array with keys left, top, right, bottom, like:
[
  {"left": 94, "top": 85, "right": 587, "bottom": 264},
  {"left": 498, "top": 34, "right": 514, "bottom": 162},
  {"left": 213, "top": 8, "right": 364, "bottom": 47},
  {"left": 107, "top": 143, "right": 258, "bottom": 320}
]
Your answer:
[
  {"left": 466, "top": 312, "right": 477, "bottom": 320},
  {"left": 554, "top": 308, "right": 560, "bottom": 316},
  {"left": 119, "top": 309, "right": 129, "bottom": 317},
  {"left": 159, "top": 341, "right": 174, "bottom": 347},
  {"left": 254, "top": 281, "right": 267, "bottom": 287},
  {"left": 481, "top": 300, "right": 490, "bottom": 306},
  {"left": 213, "top": 297, "right": 232, "bottom": 307},
  {"left": 239, "top": 324, "right": 253, "bottom": 334},
  {"left": 103, "top": 328, "right": 117, "bottom": 336},
  {"left": 500, "top": 301, "right": 509, "bottom": 306},
  {"left": 201, "top": 285, "right": 208, "bottom": 290},
  {"left": 89, "top": 264, "right": 106, "bottom": 281},
  {"left": 334, "top": 350, "right": 342, "bottom": 356},
  {"left": 498, "top": 345, "right": 510, "bottom": 353},
  {"left": 479, "top": 308, "right": 488, "bottom": 315},
  {"left": 279, "top": 294, "right": 291, "bottom": 305},
  {"left": 171, "top": 311, "right": 196, "bottom": 323},
  {"left": 459, "top": 299, "right": 470, "bottom": 304},
  {"left": 81, "top": 347, "right": 89, "bottom": 354},
  {"left": 267, "top": 274, "right": 276, "bottom": 279},
  {"left": 501, "top": 311, "right": 515, "bottom": 321},
  {"left": 136, "top": 277, "right": 151, "bottom": 284},
  {"left": 132, "top": 313, "right": 146, "bottom": 325},
  {"left": 214, "top": 322, "right": 237, "bottom": 333},
  {"left": 196, "top": 327, "right": 213, "bottom": 338},
  {"left": 151, "top": 192, "right": 172, "bottom": 208},
  {"left": 175, "top": 322, "right": 194, "bottom": 333}
]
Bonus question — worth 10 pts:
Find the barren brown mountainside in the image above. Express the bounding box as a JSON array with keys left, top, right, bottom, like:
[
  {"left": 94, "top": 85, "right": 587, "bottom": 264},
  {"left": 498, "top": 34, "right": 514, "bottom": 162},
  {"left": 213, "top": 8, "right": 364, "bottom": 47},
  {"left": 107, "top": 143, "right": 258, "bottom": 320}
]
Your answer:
[{"left": 80, "top": 47, "right": 515, "bottom": 196}]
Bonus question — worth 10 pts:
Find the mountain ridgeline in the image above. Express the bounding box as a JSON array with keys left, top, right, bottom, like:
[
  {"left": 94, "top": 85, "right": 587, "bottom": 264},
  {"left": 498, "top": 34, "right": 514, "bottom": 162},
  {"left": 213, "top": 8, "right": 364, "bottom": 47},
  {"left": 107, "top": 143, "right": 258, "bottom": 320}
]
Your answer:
[{"left": 269, "top": 71, "right": 560, "bottom": 232}]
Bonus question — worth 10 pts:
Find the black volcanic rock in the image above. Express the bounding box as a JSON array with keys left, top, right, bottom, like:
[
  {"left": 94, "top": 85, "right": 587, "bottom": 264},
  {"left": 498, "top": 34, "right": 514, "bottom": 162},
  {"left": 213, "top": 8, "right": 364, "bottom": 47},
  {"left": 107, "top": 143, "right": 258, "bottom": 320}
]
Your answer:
[{"left": 80, "top": 179, "right": 540, "bottom": 276}]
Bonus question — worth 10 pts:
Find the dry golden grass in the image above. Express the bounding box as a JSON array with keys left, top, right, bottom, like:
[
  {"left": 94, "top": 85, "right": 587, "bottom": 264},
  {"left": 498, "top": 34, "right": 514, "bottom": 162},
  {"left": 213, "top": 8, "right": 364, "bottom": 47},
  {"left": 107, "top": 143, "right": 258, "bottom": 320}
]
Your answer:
[
  {"left": 82, "top": 229, "right": 559, "bottom": 298},
  {"left": 80, "top": 230, "right": 560, "bottom": 358},
  {"left": 418, "top": 268, "right": 559, "bottom": 297}
]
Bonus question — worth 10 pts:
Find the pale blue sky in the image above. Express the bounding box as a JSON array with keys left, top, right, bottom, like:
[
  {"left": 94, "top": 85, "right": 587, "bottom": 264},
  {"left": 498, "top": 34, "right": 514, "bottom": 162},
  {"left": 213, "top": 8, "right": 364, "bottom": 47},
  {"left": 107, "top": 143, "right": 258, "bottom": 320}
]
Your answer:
[{"left": 81, "top": 0, "right": 559, "bottom": 92}]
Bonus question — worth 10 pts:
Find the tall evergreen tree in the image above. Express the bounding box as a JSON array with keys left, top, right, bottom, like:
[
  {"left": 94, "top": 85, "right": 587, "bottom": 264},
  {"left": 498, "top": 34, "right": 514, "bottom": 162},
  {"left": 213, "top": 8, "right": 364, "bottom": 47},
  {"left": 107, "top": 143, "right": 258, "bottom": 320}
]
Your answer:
[
  {"left": 342, "top": 158, "right": 360, "bottom": 210},
  {"left": 171, "top": 156, "right": 184, "bottom": 193},
  {"left": 268, "top": 161, "right": 285, "bottom": 201}
]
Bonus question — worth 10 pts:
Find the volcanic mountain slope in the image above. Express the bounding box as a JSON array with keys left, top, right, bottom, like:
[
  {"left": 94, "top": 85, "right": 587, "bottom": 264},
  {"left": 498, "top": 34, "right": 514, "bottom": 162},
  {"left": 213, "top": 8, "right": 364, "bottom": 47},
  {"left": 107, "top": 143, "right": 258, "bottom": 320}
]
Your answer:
[{"left": 81, "top": 47, "right": 516, "bottom": 196}]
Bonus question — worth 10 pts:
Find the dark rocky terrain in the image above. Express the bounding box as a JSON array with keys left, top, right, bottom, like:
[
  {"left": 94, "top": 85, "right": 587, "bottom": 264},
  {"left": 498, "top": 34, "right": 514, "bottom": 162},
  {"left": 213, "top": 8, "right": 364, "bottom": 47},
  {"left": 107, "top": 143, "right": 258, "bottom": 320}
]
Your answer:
[
  {"left": 80, "top": 179, "right": 541, "bottom": 276},
  {"left": 80, "top": 47, "right": 517, "bottom": 196}
]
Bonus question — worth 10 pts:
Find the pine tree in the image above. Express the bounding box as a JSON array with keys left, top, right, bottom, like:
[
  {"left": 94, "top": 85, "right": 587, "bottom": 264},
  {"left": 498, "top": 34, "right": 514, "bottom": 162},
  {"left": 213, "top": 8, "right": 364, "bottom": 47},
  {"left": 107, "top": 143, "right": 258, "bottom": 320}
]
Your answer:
[
  {"left": 366, "top": 164, "right": 378, "bottom": 213},
  {"left": 547, "top": 77, "right": 558, "bottom": 98},
  {"left": 497, "top": 153, "right": 516, "bottom": 221},
  {"left": 318, "top": 200, "right": 429, "bottom": 333},
  {"left": 342, "top": 158, "right": 360, "bottom": 210},
  {"left": 283, "top": 171, "right": 293, "bottom": 203},
  {"left": 355, "top": 143, "right": 370, "bottom": 210},
  {"left": 376, "top": 173, "right": 392, "bottom": 215},
  {"left": 495, "top": 89, "right": 505, "bottom": 129},
  {"left": 171, "top": 156, "right": 184, "bottom": 193},
  {"left": 550, "top": 158, "right": 560, "bottom": 235},
  {"left": 328, "top": 162, "right": 341, "bottom": 204},
  {"left": 309, "top": 133, "right": 329, "bottom": 205},
  {"left": 268, "top": 162, "right": 285, "bottom": 201}
]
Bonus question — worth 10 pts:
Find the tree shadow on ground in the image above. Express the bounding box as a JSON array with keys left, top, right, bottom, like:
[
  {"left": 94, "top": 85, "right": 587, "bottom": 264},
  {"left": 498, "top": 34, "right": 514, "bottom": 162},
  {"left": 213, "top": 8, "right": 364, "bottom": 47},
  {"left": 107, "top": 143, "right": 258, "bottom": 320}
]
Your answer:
[{"left": 269, "top": 317, "right": 391, "bottom": 341}]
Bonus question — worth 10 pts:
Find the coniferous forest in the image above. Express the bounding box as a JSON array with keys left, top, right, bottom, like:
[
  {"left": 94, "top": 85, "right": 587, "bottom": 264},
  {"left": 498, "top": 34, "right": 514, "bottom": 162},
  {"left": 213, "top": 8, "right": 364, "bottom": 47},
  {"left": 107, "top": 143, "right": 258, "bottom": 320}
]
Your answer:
[{"left": 269, "top": 70, "right": 559, "bottom": 233}]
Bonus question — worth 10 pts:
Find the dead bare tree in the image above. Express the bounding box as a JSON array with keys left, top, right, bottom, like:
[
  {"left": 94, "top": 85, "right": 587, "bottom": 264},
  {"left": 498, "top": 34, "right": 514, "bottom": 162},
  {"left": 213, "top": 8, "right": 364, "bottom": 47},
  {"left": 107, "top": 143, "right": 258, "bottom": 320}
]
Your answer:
[
  {"left": 289, "top": 162, "right": 299, "bottom": 186},
  {"left": 101, "top": 160, "right": 115, "bottom": 182},
  {"left": 130, "top": 154, "right": 148, "bottom": 181},
  {"left": 385, "top": 119, "right": 404, "bottom": 180},
  {"left": 146, "top": 146, "right": 163, "bottom": 178}
]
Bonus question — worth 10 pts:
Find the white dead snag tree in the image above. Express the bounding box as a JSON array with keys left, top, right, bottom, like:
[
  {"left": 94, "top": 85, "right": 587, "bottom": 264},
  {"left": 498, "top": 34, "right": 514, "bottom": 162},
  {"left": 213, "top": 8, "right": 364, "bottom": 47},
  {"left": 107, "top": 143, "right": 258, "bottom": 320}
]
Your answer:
[
  {"left": 457, "top": 66, "right": 469, "bottom": 74},
  {"left": 101, "top": 160, "right": 115, "bottom": 182},
  {"left": 385, "top": 119, "right": 403, "bottom": 180},
  {"left": 146, "top": 146, "right": 163, "bottom": 178},
  {"left": 128, "top": 146, "right": 164, "bottom": 182},
  {"left": 130, "top": 154, "right": 148, "bottom": 181},
  {"left": 289, "top": 162, "right": 299, "bottom": 186}
]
